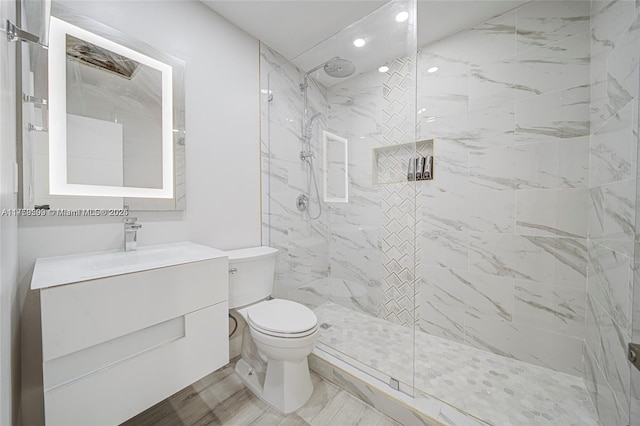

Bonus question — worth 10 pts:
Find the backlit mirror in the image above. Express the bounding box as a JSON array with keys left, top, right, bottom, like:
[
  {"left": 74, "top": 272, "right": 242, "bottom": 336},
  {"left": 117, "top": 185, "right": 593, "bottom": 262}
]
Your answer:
[
  {"left": 49, "top": 16, "right": 173, "bottom": 198},
  {"left": 20, "top": 5, "right": 186, "bottom": 210}
]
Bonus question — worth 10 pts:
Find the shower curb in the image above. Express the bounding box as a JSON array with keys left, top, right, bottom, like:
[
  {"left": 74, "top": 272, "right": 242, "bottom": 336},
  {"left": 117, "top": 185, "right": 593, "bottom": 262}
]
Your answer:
[{"left": 309, "top": 351, "right": 490, "bottom": 426}]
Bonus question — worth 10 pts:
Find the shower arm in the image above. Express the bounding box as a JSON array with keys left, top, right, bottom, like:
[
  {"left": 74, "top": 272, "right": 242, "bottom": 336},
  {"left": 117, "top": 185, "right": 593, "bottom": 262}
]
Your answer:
[
  {"left": 302, "top": 57, "right": 338, "bottom": 88},
  {"left": 300, "top": 57, "right": 338, "bottom": 137}
]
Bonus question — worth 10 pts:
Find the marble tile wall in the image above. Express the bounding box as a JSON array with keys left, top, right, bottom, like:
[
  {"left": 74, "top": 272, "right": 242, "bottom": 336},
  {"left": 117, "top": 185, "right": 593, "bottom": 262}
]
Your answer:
[
  {"left": 260, "top": 42, "right": 418, "bottom": 321},
  {"left": 259, "top": 44, "right": 332, "bottom": 307},
  {"left": 262, "top": 6, "right": 640, "bottom": 424},
  {"left": 584, "top": 1, "right": 640, "bottom": 425},
  {"left": 323, "top": 70, "right": 386, "bottom": 318},
  {"left": 261, "top": 41, "right": 419, "bottom": 324},
  {"left": 324, "top": 55, "right": 420, "bottom": 327},
  {"left": 417, "top": 0, "right": 591, "bottom": 377}
]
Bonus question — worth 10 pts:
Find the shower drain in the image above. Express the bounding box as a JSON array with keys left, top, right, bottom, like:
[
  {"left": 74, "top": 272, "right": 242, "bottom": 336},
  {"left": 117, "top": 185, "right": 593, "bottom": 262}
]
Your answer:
[{"left": 320, "top": 323, "right": 331, "bottom": 330}]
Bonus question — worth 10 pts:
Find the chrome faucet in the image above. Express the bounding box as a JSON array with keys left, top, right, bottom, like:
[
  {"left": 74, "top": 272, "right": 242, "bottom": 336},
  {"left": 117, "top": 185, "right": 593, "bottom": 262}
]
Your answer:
[{"left": 124, "top": 217, "right": 142, "bottom": 251}]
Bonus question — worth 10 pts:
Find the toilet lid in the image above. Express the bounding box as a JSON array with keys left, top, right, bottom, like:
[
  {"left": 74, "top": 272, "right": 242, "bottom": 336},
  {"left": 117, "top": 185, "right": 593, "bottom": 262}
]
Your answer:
[{"left": 247, "top": 299, "right": 317, "bottom": 334}]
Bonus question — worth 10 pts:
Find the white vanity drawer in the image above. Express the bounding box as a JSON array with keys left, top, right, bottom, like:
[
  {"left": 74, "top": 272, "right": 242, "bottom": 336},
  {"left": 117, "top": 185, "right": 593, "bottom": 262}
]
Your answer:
[
  {"left": 40, "top": 257, "right": 228, "bottom": 362},
  {"left": 43, "top": 301, "right": 229, "bottom": 426}
]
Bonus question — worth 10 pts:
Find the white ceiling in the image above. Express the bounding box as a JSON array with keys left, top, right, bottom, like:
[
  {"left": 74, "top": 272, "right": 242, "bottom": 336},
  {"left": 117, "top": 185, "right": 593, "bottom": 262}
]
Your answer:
[
  {"left": 201, "top": 1, "right": 388, "bottom": 60},
  {"left": 203, "top": 0, "right": 526, "bottom": 83},
  {"left": 419, "top": 1, "right": 526, "bottom": 46}
]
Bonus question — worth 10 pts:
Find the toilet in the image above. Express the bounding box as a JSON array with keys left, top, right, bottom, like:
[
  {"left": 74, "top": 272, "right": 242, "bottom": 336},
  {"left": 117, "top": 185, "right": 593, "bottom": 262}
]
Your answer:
[{"left": 227, "top": 246, "right": 319, "bottom": 414}]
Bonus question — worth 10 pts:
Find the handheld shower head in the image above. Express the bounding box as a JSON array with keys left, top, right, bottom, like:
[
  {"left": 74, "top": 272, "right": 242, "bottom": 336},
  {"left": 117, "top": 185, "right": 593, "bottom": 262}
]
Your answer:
[
  {"left": 304, "top": 112, "right": 322, "bottom": 140},
  {"left": 308, "top": 112, "right": 322, "bottom": 127}
]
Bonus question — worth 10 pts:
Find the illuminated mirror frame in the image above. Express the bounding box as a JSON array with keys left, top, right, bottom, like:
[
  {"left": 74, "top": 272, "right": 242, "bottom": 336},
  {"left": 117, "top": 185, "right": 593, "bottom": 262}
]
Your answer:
[
  {"left": 322, "top": 130, "right": 349, "bottom": 203},
  {"left": 48, "top": 16, "right": 174, "bottom": 198}
]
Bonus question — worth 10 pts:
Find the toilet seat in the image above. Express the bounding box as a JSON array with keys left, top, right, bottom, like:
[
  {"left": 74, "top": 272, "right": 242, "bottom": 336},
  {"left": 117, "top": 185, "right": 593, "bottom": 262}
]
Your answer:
[
  {"left": 250, "top": 322, "right": 318, "bottom": 338},
  {"left": 247, "top": 299, "right": 318, "bottom": 338}
]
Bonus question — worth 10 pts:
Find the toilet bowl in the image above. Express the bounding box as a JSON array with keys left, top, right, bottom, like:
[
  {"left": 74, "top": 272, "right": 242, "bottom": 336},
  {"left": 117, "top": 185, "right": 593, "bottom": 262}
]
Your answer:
[{"left": 227, "top": 247, "right": 318, "bottom": 414}]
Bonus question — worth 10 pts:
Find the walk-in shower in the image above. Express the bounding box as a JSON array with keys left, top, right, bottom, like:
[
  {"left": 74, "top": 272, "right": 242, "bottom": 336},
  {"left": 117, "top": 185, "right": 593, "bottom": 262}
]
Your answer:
[
  {"left": 261, "top": 0, "right": 639, "bottom": 424},
  {"left": 296, "top": 57, "right": 355, "bottom": 219}
]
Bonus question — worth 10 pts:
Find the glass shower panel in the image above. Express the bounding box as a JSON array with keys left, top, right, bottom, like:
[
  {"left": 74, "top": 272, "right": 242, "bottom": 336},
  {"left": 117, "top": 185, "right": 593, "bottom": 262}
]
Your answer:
[
  {"left": 631, "top": 175, "right": 640, "bottom": 423},
  {"left": 260, "top": 0, "right": 418, "bottom": 394},
  {"left": 413, "top": 0, "right": 602, "bottom": 424},
  {"left": 588, "top": 1, "right": 640, "bottom": 425},
  {"left": 629, "top": 54, "right": 640, "bottom": 426}
]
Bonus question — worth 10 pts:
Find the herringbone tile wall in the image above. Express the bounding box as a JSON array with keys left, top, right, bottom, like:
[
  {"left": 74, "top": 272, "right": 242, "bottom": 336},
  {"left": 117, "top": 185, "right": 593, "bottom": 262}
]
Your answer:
[{"left": 379, "top": 57, "right": 419, "bottom": 327}]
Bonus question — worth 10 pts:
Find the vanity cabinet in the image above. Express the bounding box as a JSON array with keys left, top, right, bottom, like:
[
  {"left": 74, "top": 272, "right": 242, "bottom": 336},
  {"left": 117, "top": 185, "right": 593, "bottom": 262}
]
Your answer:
[{"left": 31, "top": 243, "right": 229, "bottom": 425}]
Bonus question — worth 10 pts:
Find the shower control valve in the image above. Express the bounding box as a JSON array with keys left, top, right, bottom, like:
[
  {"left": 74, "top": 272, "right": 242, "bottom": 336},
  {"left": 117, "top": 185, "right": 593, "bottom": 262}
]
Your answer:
[
  {"left": 300, "top": 150, "right": 315, "bottom": 160},
  {"left": 296, "top": 194, "right": 309, "bottom": 212},
  {"left": 629, "top": 343, "right": 640, "bottom": 371}
]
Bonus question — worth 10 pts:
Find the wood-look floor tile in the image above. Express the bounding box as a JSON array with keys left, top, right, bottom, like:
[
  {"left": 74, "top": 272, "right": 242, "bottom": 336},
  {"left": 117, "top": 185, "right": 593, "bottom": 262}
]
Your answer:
[
  {"left": 232, "top": 397, "right": 277, "bottom": 424},
  {"left": 121, "top": 385, "right": 196, "bottom": 426},
  {"left": 196, "top": 371, "right": 247, "bottom": 411},
  {"left": 249, "top": 406, "right": 290, "bottom": 425},
  {"left": 184, "top": 408, "right": 221, "bottom": 426},
  {"left": 295, "top": 375, "right": 342, "bottom": 423},
  {"left": 121, "top": 401, "right": 182, "bottom": 426},
  {"left": 374, "top": 415, "right": 403, "bottom": 426},
  {"left": 124, "top": 364, "right": 394, "bottom": 426},
  {"left": 276, "top": 413, "right": 310, "bottom": 426},
  {"left": 355, "top": 409, "right": 392, "bottom": 426},
  {"left": 169, "top": 391, "right": 221, "bottom": 425},
  {"left": 207, "top": 387, "right": 263, "bottom": 425},
  {"left": 326, "top": 392, "right": 369, "bottom": 425},
  {"left": 191, "top": 363, "right": 235, "bottom": 394},
  {"left": 307, "top": 390, "right": 351, "bottom": 426}
]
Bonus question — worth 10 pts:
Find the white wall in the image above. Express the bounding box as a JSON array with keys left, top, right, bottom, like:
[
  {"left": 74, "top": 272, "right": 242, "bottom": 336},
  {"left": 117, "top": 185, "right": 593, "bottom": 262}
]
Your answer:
[
  {"left": 19, "top": 0, "right": 260, "bottom": 268},
  {"left": 18, "top": 1, "right": 261, "bottom": 296},
  {"left": 19, "top": 1, "right": 261, "bottom": 423},
  {"left": 0, "top": 1, "right": 20, "bottom": 424}
]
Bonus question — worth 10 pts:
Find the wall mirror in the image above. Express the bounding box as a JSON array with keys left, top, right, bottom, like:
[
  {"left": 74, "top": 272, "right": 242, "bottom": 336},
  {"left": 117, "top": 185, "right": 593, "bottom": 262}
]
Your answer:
[
  {"left": 322, "top": 130, "right": 348, "bottom": 203},
  {"left": 20, "top": 4, "right": 186, "bottom": 210}
]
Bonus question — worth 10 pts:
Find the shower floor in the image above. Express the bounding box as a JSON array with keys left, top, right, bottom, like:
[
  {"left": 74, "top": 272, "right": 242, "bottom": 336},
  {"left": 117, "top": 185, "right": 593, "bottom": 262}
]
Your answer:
[{"left": 314, "top": 302, "right": 599, "bottom": 426}]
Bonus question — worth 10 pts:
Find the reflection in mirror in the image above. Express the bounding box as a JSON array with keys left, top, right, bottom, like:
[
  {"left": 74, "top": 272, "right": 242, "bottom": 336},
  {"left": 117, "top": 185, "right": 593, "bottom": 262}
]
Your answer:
[
  {"left": 65, "top": 35, "right": 163, "bottom": 190},
  {"left": 323, "top": 130, "right": 348, "bottom": 203},
  {"left": 49, "top": 16, "right": 173, "bottom": 199}
]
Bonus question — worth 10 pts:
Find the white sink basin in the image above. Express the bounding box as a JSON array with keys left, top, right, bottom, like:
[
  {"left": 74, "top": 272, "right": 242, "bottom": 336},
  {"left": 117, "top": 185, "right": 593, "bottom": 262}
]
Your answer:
[{"left": 31, "top": 242, "right": 227, "bottom": 290}]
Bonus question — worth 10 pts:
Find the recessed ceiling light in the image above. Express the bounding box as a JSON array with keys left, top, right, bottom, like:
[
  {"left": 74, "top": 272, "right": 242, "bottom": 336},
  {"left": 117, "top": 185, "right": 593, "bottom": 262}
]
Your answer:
[
  {"left": 378, "top": 66, "right": 389, "bottom": 73},
  {"left": 395, "top": 12, "right": 409, "bottom": 22},
  {"left": 427, "top": 66, "right": 439, "bottom": 73},
  {"left": 353, "top": 38, "right": 366, "bottom": 47}
]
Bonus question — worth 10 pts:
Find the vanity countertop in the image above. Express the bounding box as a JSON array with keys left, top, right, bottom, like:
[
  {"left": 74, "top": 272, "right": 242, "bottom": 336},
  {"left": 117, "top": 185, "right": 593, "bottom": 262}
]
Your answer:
[{"left": 31, "top": 242, "right": 227, "bottom": 290}]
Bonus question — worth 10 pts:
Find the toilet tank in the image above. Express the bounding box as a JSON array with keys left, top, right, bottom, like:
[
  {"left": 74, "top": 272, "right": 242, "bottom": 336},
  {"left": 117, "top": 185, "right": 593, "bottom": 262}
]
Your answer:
[{"left": 226, "top": 246, "right": 278, "bottom": 309}]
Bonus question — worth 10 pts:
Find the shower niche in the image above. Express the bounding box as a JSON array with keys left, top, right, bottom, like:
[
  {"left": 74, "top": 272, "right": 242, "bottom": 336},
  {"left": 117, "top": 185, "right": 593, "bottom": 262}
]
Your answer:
[{"left": 372, "top": 139, "right": 433, "bottom": 185}]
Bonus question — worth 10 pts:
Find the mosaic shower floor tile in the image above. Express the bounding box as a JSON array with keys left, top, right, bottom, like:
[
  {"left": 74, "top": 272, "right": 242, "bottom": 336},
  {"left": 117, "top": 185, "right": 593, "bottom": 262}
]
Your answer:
[{"left": 314, "top": 302, "right": 599, "bottom": 426}]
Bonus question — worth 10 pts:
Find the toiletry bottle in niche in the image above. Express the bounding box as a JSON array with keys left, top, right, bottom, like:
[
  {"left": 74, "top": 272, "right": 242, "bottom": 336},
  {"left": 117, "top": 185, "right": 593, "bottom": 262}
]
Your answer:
[
  {"left": 407, "top": 157, "right": 415, "bottom": 181},
  {"left": 424, "top": 155, "right": 433, "bottom": 180},
  {"left": 415, "top": 156, "right": 424, "bottom": 180}
]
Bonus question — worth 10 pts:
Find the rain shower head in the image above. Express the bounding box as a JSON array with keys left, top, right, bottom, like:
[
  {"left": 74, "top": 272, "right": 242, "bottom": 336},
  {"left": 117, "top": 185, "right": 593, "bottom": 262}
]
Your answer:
[
  {"left": 303, "top": 57, "right": 356, "bottom": 83},
  {"left": 323, "top": 58, "right": 356, "bottom": 78}
]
